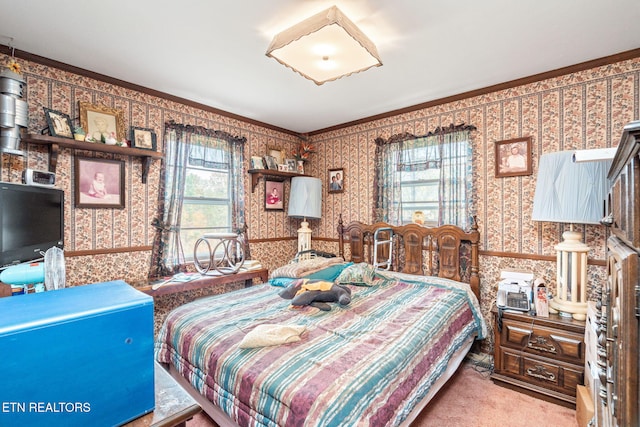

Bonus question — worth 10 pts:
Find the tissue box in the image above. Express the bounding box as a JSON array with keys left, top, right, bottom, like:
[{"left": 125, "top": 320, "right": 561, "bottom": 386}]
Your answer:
[{"left": 0, "top": 280, "right": 154, "bottom": 426}]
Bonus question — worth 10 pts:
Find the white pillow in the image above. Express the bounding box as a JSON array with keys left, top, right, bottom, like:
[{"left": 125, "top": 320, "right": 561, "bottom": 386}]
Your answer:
[{"left": 238, "top": 324, "right": 306, "bottom": 349}]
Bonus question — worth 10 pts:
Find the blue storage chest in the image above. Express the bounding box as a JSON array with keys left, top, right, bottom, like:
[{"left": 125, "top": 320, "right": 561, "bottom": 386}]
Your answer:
[{"left": 0, "top": 280, "right": 154, "bottom": 426}]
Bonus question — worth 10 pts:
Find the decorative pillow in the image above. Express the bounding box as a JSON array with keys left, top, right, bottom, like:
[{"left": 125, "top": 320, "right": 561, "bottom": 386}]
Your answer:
[
  {"left": 335, "top": 262, "right": 376, "bottom": 286},
  {"left": 269, "top": 277, "right": 298, "bottom": 288},
  {"left": 238, "top": 324, "right": 306, "bottom": 349},
  {"left": 305, "top": 262, "right": 353, "bottom": 281}
]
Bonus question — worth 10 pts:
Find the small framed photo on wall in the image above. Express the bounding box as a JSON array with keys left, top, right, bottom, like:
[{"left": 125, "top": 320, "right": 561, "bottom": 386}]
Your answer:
[
  {"left": 74, "top": 156, "right": 125, "bottom": 208},
  {"left": 328, "top": 168, "right": 344, "bottom": 193},
  {"left": 495, "top": 137, "right": 533, "bottom": 178},
  {"left": 265, "top": 179, "right": 284, "bottom": 211}
]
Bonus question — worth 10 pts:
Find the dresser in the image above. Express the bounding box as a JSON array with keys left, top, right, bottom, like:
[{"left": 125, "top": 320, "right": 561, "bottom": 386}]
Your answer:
[
  {"left": 597, "top": 120, "right": 640, "bottom": 427},
  {"left": 491, "top": 307, "right": 585, "bottom": 407}
]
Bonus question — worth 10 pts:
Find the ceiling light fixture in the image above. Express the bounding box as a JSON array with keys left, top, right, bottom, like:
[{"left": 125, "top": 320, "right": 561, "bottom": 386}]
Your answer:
[{"left": 266, "top": 6, "right": 382, "bottom": 85}]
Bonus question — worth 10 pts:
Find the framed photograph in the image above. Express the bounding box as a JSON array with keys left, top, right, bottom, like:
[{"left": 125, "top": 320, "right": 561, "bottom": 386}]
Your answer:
[
  {"left": 495, "top": 137, "right": 533, "bottom": 178},
  {"left": 328, "top": 168, "right": 345, "bottom": 193},
  {"left": 285, "top": 158, "right": 296, "bottom": 172},
  {"left": 130, "top": 126, "right": 156, "bottom": 151},
  {"left": 268, "top": 148, "right": 283, "bottom": 166},
  {"left": 264, "top": 155, "right": 278, "bottom": 170},
  {"left": 265, "top": 179, "right": 284, "bottom": 211},
  {"left": 74, "top": 156, "right": 125, "bottom": 208},
  {"left": 79, "top": 102, "right": 126, "bottom": 142},
  {"left": 43, "top": 108, "right": 74, "bottom": 139},
  {"left": 250, "top": 156, "right": 265, "bottom": 169}
]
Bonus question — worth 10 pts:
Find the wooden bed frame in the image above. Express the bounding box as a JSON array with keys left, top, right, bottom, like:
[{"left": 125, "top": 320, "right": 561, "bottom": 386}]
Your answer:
[
  {"left": 337, "top": 214, "right": 481, "bottom": 300},
  {"left": 165, "top": 216, "right": 482, "bottom": 426}
]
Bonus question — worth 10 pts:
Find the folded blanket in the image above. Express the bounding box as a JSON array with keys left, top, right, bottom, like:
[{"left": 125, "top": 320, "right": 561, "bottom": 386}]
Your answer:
[
  {"left": 238, "top": 324, "right": 306, "bottom": 349},
  {"left": 270, "top": 256, "right": 344, "bottom": 279}
]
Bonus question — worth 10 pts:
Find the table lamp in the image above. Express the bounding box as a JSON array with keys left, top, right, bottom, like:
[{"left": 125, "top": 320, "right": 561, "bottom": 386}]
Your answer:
[
  {"left": 531, "top": 150, "right": 610, "bottom": 320},
  {"left": 288, "top": 177, "right": 322, "bottom": 259}
]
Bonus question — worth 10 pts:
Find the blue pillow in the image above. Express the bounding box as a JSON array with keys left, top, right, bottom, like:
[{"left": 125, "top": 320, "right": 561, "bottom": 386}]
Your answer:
[
  {"left": 269, "top": 277, "right": 298, "bottom": 288},
  {"left": 305, "top": 262, "right": 353, "bottom": 281}
]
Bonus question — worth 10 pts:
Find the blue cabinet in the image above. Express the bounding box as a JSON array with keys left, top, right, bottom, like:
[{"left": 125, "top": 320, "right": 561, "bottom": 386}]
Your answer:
[{"left": 0, "top": 280, "right": 154, "bottom": 426}]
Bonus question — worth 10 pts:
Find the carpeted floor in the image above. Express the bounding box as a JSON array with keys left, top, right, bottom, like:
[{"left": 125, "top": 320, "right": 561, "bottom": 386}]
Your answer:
[{"left": 186, "top": 360, "right": 577, "bottom": 426}]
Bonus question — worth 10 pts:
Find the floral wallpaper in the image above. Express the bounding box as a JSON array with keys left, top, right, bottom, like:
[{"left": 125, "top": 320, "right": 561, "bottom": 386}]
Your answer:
[{"left": 1, "top": 51, "right": 639, "bottom": 351}]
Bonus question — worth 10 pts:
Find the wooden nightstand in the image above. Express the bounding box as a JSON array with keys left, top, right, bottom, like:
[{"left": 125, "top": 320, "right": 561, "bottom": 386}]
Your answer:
[{"left": 491, "top": 306, "right": 586, "bottom": 408}]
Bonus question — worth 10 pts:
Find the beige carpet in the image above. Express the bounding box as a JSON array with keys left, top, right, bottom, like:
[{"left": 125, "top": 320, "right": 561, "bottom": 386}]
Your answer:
[{"left": 186, "top": 361, "right": 577, "bottom": 426}]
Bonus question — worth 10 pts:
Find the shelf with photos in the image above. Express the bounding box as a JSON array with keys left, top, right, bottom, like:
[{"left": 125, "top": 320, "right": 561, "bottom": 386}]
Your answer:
[
  {"left": 23, "top": 133, "right": 163, "bottom": 184},
  {"left": 247, "top": 167, "right": 310, "bottom": 193}
]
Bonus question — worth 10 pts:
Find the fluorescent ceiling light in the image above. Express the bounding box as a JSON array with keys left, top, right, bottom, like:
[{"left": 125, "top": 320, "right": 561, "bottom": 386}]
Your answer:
[{"left": 266, "top": 6, "right": 382, "bottom": 85}]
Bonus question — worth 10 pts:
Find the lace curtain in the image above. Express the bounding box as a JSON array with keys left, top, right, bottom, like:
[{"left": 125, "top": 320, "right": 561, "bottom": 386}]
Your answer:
[
  {"left": 149, "top": 121, "right": 246, "bottom": 278},
  {"left": 373, "top": 124, "right": 475, "bottom": 229}
]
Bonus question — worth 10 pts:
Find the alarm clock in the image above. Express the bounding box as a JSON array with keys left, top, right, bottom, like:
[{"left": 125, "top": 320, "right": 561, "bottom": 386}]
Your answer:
[{"left": 22, "top": 169, "right": 56, "bottom": 187}]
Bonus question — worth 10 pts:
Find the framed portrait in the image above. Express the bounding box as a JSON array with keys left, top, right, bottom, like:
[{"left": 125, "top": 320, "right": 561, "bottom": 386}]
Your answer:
[
  {"left": 495, "top": 137, "right": 533, "bottom": 178},
  {"left": 285, "top": 158, "right": 296, "bottom": 172},
  {"left": 328, "top": 168, "right": 345, "bottom": 193},
  {"left": 265, "top": 179, "right": 284, "bottom": 211},
  {"left": 130, "top": 126, "right": 156, "bottom": 151},
  {"left": 268, "top": 148, "right": 283, "bottom": 166},
  {"left": 250, "top": 156, "right": 265, "bottom": 169},
  {"left": 43, "top": 108, "right": 74, "bottom": 139},
  {"left": 263, "top": 155, "right": 278, "bottom": 170},
  {"left": 79, "top": 102, "right": 126, "bottom": 142},
  {"left": 74, "top": 156, "right": 125, "bottom": 208}
]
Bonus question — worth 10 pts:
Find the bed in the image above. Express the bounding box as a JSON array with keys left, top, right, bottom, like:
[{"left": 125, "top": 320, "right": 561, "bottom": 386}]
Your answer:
[{"left": 155, "top": 216, "right": 486, "bottom": 426}]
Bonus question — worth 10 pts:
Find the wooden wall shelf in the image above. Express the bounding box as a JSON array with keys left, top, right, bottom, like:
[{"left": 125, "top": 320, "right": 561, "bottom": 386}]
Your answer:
[
  {"left": 247, "top": 169, "right": 309, "bottom": 192},
  {"left": 24, "top": 134, "right": 163, "bottom": 183}
]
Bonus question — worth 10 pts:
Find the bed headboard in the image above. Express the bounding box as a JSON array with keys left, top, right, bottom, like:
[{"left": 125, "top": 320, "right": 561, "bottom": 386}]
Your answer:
[{"left": 337, "top": 214, "right": 480, "bottom": 300}]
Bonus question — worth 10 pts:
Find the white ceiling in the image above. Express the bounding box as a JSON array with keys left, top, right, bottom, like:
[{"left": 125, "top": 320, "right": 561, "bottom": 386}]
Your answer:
[{"left": 1, "top": 0, "right": 639, "bottom": 134}]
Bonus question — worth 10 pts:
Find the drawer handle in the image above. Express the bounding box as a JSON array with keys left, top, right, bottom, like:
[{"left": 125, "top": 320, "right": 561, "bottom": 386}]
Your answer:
[
  {"left": 527, "top": 336, "right": 557, "bottom": 354},
  {"left": 526, "top": 365, "right": 556, "bottom": 382}
]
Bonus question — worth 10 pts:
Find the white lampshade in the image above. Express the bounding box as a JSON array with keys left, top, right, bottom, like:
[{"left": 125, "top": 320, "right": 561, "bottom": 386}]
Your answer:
[
  {"left": 532, "top": 151, "right": 610, "bottom": 224},
  {"left": 266, "top": 6, "right": 382, "bottom": 85},
  {"left": 288, "top": 177, "right": 322, "bottom": 219}
]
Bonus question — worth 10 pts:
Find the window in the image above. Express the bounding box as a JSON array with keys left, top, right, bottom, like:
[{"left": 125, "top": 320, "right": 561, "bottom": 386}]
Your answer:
[
  {"left": 374, "top": 127, "right": 474, "bottom": 229},
  {"left": 150, "top": 123, "right": 246, "bottom": 277},
  {"left": 181, "top": 151, "right": 231, "bottom": 261}
]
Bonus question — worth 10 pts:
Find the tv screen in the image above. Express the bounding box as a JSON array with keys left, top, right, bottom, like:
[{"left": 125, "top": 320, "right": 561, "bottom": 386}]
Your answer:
[{"left": 0, "top": 183, "right": 64, "bottom": 268}]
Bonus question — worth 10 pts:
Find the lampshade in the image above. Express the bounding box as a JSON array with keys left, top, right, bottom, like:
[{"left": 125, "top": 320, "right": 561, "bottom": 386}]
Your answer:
[
  {"left": 266, "top": 6, "right": 382, "bottom": 85},
  {"left": 288, "top": 177, "right": 322, "bottom": 219},
  {"left": 532, "top": 151, "right": 610, "bottom": 225}
]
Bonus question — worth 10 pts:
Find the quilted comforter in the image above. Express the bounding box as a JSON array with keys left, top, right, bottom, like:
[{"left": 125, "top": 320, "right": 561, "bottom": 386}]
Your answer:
[{"left": 155, "top": 273, "right": 486, "bottom": 427}]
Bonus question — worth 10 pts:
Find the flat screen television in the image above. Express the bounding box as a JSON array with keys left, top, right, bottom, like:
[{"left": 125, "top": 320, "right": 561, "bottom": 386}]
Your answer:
[{"left": 0, "top": 182, "right": 64, "bottom": 269}]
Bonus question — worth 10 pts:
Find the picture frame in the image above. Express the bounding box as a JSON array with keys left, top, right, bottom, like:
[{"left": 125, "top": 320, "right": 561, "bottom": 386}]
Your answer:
[
  {"left": 264, "top": 155, "right": 278, "bottom": 170},
  {"left": 129, "top": 126, "right": 156, "bottom": 151},
  {"left": 43, "top": 108, "right": 74, "bottom": 139},
  {"left": 79, "top": 102, "right": 126, "bottom": 142},
  {"left": 74, "top": 156, "right": 125, "bottom": 208},
  {"left": 285, "top": 158, "right": 296, "bottom": 172},
  {"left": 250, "top": 156, "right": 265, "bottom": 169},
  {"left": 328, "top": 168, "right": 345, "bottom": 193},
  {"left": 495, "top": 137, "right": 533, "bottom": 178},
  {"left": 268, "top": 148, "right": 283, "bottom": 166},
  {"left": 264, "top": 179, "right": 284, "bottom": 211}
]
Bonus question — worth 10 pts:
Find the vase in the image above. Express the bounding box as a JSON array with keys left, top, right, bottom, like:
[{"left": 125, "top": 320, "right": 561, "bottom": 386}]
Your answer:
[{"left": 297, "top": 160, "right": 304, "bottom": 174}]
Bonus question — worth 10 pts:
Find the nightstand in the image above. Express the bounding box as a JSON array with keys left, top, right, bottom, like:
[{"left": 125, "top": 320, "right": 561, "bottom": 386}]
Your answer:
[{"left": 491, "top": 306, "right": 586, "bottom": 408}]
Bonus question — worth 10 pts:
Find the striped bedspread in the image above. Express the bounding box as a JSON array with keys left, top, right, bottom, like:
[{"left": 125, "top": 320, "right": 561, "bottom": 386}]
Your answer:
[{"left": 155, "top": 274, "right": 486, "bottom": 427}]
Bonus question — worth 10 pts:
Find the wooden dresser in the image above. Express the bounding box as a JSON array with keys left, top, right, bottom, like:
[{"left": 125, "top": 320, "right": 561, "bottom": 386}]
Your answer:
[
  {"left": 491, "top": 307, "right": 585, "bottom": 407},
  {"left": 597, "top": 120, "right": 640, "bottom": 427}
]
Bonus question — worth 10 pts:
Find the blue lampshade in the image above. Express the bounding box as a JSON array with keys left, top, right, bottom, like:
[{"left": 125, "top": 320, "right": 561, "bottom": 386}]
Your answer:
[
  {"left": 532, "top": 151, "right": 610, "bottom": 225},
  {"left": 288, "top": 177, "right": 322, "bottom": 219}
]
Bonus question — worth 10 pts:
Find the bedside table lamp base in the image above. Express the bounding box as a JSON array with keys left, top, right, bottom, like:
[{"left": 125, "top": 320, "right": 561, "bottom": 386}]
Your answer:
[{"left": 550, "top": 228, "right": 589, "bottom": 321}]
